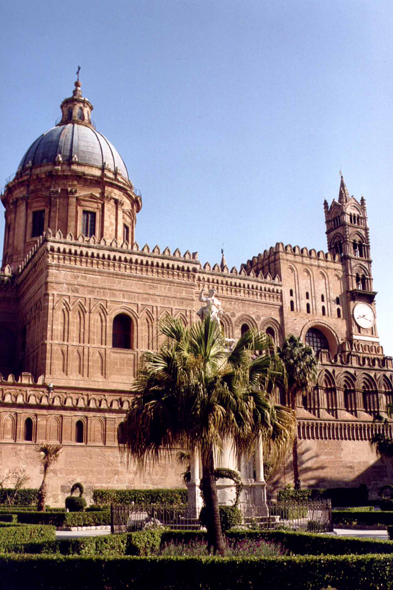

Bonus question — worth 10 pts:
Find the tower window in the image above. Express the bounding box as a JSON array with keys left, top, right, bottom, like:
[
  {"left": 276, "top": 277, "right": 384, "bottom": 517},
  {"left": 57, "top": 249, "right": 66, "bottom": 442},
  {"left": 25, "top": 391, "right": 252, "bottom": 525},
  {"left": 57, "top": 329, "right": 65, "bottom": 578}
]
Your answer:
[
  {"left": 306, "top": 303, "right": 311, "bottom": 314},
  {"left": 336, "top": 296, "right": 340, "bottom": 305},
  {"left": 32, "top": 210, "right": 45, "bottom": 238},
  {"left": 75, "top": 420, "right": 84, "bottom": 443},
  {"left": 82, "top": 211, "right": 96, "bottom": 237},
  {"left": 77, "top": 107, "right": 84, "bottom": 121},
  {"left": 24, "top": 418, "right": 33, "bottom": 442},
  {"left": 337, "top": 308, "right": 341, "bottom": 318},
  {"left": 290, "top": 300, "right": 295, "bottom": 312},
  {"left": 68, "top": 108, "right": 72, "bottom": 120},
  {"left": 113, "top": 314, "right": 133, "bottom": 349},
  {"left": 123, "top": 224, "right": 130, "bottom": 244},
  {"left": 306, "top": 292, "right": 310, "bottom": 300},
  {"left": 305, "top": 328, "right": 329, "bottom": 353},
  {"left": 322, "top": 306, "right": 326, "bottom": 316},
  {"left": 289, "top": 289, "right": 293, "bottom": 297},
  {"left": 321, "top": 294, "right": 325, "bottom": 302}
]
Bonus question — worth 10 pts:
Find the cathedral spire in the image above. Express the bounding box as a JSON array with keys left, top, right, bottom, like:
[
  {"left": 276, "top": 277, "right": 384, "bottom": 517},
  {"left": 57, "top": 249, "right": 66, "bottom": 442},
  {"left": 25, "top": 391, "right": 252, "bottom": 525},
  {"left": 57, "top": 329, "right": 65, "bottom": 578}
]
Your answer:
[
  {"left": 338, "top": 174, "right": 350, "bottom": 205},
  {"left": 220, "top": 248, "right": 228, "bottom": 271}
]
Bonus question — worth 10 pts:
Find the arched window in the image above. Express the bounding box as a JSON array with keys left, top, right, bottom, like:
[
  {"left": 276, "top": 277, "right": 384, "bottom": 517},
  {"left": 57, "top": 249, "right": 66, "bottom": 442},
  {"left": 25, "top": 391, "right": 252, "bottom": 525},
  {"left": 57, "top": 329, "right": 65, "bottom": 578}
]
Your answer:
[
  {"left": 322, "top": 306, "right": 326, "bottom": 316},
  {"left": 344, "top": 385, "right": 357, "bottom": 415},
  {"left": 266, "top": 327, "right": 275, "bottom": 343},
  {"left": 305, "top": 328, "right": 329, "bottom": 354},
  {"left": 306, "top": 303, "right": 311, "bottom": 314},
  {"left": 337, "top": 308, "right": 341, "bottom": 318},
  {"left": 336, "top": 296, "right": 340, "bottom": 305},
  {"left": 68, "top": 108, "right": 72, "bottom": 120},
  {"left": 290, "top": 300, "right": 295, "bottom": 312},
  {"left": 77, "top": 107, "right": 84, "bottom": 121},
  {"left": 241, "top": 323, "right": 250, "bottom": 337},
  {"left": 363, "top": 384, "right": 379, "bottom": 416},
  {"left": 75, "top": 420, "right": 84, "bottom": 443},
  {"left": 24, "top": 418, "right": 33, "bottom": 442},
  {"left": 112, "top": 314, "right": 133, "bottom": 349}
]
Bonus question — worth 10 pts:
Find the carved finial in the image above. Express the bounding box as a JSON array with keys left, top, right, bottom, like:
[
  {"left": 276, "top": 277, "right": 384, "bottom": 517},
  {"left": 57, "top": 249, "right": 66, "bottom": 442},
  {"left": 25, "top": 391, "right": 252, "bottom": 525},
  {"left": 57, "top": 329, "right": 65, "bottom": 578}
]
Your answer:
[{"left": 220, "top": 247, "right": 227, "bottom": 272}]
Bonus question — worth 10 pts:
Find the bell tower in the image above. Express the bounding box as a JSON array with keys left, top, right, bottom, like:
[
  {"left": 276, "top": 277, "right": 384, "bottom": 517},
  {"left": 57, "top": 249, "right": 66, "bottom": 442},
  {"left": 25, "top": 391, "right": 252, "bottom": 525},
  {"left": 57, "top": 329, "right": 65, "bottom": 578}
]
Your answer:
[{"left": 324, "top": 175, "right": 378, "bottom": 344}]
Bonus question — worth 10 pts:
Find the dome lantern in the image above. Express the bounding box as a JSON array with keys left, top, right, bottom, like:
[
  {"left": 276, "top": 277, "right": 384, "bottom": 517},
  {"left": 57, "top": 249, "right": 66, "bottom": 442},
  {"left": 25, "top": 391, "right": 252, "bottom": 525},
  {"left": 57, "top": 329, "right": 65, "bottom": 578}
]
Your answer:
[{"left": 58, "top": 77, "right": 94, "bottom": 127}]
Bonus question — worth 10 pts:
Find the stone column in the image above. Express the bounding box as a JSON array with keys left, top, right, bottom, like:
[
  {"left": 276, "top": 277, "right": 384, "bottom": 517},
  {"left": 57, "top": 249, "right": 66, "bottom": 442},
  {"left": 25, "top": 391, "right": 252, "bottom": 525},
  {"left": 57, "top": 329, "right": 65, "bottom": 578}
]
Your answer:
[
  {"left": 249, "top": 436, "right": 268, "bottom": 516},
  {"left": 186, "top": 449, "right": 202, "bottom": 518}
]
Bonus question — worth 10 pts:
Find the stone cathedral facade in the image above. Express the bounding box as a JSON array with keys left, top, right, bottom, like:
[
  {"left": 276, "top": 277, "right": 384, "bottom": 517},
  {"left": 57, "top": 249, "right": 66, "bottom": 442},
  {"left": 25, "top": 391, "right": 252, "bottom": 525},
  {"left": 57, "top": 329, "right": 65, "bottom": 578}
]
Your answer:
[{"left": 0, "top": 80, "right": 392, "bottom": 505}]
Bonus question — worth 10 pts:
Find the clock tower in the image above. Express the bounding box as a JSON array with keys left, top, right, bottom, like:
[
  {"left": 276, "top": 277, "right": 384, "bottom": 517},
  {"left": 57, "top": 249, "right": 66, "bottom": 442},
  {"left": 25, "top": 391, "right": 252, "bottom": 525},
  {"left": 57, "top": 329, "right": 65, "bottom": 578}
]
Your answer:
[{"left": 324, "top": 175, "right": 378, "bottom": 345}]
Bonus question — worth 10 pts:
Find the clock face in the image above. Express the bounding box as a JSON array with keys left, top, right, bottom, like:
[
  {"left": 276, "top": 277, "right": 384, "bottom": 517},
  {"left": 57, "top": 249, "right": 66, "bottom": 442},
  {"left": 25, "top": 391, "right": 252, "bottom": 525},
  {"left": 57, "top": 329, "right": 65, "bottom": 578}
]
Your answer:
[{"left": 353, "top": 303, "right": 375, "bottom": 329}]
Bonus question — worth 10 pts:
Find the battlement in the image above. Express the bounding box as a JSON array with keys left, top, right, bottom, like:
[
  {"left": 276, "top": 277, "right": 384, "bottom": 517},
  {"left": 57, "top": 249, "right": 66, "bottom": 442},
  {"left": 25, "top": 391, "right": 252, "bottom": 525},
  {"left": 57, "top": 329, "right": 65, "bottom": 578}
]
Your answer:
[{"left": 244, "top": 242, "right": 341, "bottom": 270}]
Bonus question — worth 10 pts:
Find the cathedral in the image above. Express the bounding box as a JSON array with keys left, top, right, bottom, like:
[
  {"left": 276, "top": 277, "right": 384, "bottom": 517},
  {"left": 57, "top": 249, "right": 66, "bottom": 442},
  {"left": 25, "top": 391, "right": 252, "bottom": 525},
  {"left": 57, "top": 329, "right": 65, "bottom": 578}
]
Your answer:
[{"left": 0, "top": 78, "right": 392, "bottom": 505}]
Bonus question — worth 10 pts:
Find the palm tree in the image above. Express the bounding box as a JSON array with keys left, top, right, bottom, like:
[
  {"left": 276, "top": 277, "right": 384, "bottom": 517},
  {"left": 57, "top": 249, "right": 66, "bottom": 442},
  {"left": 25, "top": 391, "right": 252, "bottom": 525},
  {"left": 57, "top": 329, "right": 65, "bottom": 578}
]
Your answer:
[
  {"left": 371, "top": 403, "right": 393, "bottom": 460},
  {"left": 278, "top": 335, "right": 318, "bottom": 489},
  {"left": 36, "top": 444, "right": 62, "bottom": 511},
  {"left": 118, "top": 315, "right": 295, "bottom": 555}
]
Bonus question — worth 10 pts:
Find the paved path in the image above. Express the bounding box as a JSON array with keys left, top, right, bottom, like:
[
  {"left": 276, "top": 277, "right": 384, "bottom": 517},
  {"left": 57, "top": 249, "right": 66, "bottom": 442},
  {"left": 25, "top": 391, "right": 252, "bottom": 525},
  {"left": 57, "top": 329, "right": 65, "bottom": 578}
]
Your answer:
[{"left": 334, "top": 528, "right": 389, "bottom": 541}]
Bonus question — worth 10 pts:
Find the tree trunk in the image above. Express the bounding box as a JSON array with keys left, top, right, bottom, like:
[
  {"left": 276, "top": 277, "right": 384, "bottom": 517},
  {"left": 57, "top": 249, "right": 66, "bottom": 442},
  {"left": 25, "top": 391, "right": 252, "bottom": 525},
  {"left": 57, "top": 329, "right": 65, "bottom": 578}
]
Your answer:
[
  {"left": 291, "top": 390, "right": 301, "bottom": 490},
  {"left": 201, "top": 448, "right": 226, "bottom": 556}
]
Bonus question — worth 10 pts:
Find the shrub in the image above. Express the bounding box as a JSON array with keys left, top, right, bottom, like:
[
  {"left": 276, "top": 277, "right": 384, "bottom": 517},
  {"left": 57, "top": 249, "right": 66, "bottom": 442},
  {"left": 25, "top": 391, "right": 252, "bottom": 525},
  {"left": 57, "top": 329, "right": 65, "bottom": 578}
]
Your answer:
[
  {"left": 70, "top": 483, "right": 84, "bottom": 497},
  {"left": 65, "top": 497, "right": 87, "bottom": 512},
  {"left": 0, "top": 524, "right": 56, "bottom": 551},
  {"left": 93, "top": 488, "right": 187, "bottom": 506},
  {"left": 15, "top": 510, "right": 111, "bottom": 528},
  {"left": 277, "top": 485, "right": 311, "bottom": 502},
  {"left": 199, "top": 505, "right": 242, "bottom": 533},
  {"left": 0, "top": 489, "right": 38, "bottom": 506},
  {"left": 309, "top": 484, "right": 368, "bottom": 507},
  {"left": 380, "top": 499, "right": 393, "bottom": 512},
  {"left": 0, "top": 514, "right": 17, "bottom": 523},
  {"left": 333, "top": 510, "right": 393, "bottom": 527},
  {"left": 0, "top": 554, "right": 393, "bottom": 590}
]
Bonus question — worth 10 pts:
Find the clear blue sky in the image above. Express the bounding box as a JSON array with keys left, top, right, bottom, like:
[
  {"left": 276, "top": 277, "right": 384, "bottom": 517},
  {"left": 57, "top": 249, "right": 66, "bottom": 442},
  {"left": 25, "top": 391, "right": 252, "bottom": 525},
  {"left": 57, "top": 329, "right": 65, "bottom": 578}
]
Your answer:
[{"left": 1, "top": 0, "right": 392, "bottom": 354}]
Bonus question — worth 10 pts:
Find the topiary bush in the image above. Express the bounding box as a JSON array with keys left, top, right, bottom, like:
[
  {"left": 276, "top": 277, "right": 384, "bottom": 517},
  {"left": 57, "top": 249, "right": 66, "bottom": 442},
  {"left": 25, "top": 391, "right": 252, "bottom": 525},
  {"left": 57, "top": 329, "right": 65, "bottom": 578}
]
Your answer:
[{"left": 65, "top": 496, "right": 87, "bottom": 512}]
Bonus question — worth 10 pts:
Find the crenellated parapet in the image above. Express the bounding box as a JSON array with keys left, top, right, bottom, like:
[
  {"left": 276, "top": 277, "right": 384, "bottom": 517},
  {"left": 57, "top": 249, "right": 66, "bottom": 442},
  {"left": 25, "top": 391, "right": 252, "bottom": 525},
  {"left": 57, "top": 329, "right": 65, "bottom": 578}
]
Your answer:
[{"left": 243, "top": 241, "right": 341, "bottom": 272}]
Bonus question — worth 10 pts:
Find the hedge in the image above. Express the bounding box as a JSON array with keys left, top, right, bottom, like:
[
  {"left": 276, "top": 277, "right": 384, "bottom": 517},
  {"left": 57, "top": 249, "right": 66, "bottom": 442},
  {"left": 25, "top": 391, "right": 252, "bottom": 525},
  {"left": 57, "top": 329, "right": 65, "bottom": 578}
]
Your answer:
[
  {"left": 0, "top": 554, "right": 392, "bottom": 590},
  {"left": 333, "top": 510, "right": 393, "bottom": 527},
  {"left": 0, "top": 524, "right": 56, "bottom": 551},
  {"left": 93, "top": 488, "right": 188, "bottom": 506},
  {"left": 9, "top": 529, "right": 393, "bottom": 559},
  {"left": 0, "top": 514, "right": 17, "bottom": 523},
  {"left": 6, "top": 530, "right": 164, "bottom": 557},
  {"left": 277, "top": 485, "right": 369, "bottom": 507},
  {"left": 0, "top": 489, "right": 38, "bottom": 506},
  {"left": 388, "top": 526, "right": 393, "bottom": 541},
  {"left": 16, "top": 510, "right": 111, "bottom": 528}
]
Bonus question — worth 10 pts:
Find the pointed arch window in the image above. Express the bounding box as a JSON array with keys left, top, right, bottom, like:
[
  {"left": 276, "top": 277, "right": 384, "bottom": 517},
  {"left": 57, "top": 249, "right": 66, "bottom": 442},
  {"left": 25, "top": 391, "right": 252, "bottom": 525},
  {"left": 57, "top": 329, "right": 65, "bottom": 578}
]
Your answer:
[
  {"left": 344, "top": 384, "right": 357, "bottom": 415},
  {"left": 24, "top": 418, "right": 33, "bottom": 442},
  {"left": 112, "top": 314, "right": 133, "bottom": 349}
]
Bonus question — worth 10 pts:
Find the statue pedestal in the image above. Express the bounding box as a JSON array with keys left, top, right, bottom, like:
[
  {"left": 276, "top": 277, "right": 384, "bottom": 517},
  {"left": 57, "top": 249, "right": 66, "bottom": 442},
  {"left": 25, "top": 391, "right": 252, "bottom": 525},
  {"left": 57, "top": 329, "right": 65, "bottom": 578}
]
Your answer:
[
  {"left": 246, "top": 481, "right": 268, "bottom": 517},
  {"left": 186, "top": 481, "right": 203, "bottom": 519}
]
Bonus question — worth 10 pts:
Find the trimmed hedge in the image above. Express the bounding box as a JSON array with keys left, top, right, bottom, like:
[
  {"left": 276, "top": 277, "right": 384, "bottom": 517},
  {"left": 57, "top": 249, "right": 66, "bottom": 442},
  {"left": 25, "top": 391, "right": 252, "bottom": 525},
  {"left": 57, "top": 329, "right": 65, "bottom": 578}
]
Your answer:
[
  {"left": 0, "top": 554, "right": 392, "bottom": 590},
  {"left": 0, "top": 524, "right": 56, "bottom": 551},
  {"left": 388, "top": 526, "right": 393, "bottom": 541},
  {"left": 0, "top": 514, "right": 17, "bottom": 523},
  {"left": 277, "top": 485, "right": 369, "bottom": 507},
  {"left": 0, "top": 488, "right": 38, "bottom": 506},
  {"left": 65, "top": 496, "right": 87, "bottom": 512},
  {"left": 333, "top": 510, "right": 393, "bottom": 527},
  {"left": 13, "top": 510, "right": 110, "bottom": 528},
  {"left": 11, "top": 529, "right": 393, "bottom": 559},
  {"left": 93, "top": 488, "right": 188, "bottom": 506}
]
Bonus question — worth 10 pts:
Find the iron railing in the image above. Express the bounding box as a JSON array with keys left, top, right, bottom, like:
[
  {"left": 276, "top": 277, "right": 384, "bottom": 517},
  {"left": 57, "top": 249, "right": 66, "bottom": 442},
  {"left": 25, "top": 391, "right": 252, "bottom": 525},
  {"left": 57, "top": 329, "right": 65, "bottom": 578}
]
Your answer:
[{"left": 111, "top": 499, "right": 332, "bottom": 534}]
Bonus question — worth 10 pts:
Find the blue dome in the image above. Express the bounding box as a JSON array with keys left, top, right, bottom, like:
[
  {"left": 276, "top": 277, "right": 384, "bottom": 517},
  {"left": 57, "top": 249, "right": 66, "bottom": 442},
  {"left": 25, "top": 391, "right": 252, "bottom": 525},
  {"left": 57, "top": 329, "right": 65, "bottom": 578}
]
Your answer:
[{"left": 19, "top": 124, "right": 129, "bottom": 180}]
